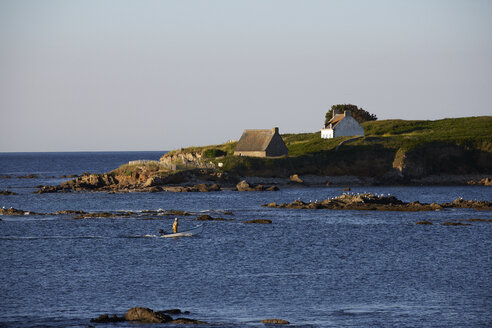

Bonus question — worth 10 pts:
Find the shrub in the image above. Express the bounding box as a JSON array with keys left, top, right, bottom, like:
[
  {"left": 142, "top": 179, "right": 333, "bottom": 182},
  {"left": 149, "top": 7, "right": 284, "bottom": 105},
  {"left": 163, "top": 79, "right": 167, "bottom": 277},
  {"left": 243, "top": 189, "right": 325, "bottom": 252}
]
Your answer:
[{"left": 203, "top": 148, "right": 227, "bottom": 158}]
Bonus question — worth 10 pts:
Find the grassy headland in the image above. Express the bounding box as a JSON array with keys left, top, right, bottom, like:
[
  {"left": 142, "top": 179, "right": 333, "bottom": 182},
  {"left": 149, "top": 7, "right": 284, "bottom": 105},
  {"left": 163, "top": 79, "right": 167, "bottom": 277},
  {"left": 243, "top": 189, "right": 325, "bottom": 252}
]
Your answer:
[{"left": 160, "top": 116, "right": 492, "bottom": 180}]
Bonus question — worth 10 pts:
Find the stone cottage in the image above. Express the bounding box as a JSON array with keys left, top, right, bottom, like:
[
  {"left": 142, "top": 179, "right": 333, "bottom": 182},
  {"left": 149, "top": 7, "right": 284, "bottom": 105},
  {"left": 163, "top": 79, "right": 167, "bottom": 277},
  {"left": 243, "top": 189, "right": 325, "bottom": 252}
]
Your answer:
[
  {"left": 234, "top": 127, "right": 288, "bottom": 157},
  {"left": 321, "top": 110, "right": 364, "bottom": 139}
]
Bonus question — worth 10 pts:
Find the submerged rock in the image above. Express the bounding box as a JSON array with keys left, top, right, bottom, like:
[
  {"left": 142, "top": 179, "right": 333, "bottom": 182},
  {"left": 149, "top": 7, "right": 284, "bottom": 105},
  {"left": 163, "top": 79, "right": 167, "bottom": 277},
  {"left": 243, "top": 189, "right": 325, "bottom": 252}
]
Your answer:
[
  {"left": 169, "top": 318, "right": 209, "bottom": 324},
  {"left": 196, "top": 214, "right": 233, "bottom": 221},
  {"left": 90, "top": 314, "right": 125, "bottom": 323},
  {"left": 261, "top": 318, "right": 290, "bottom": 324},
  {"left": 0, "top": 190, "right": 17, "bottom": 195},
  {"left": 441, "top": 222, "right": 472, "bottom": 226},
  {"left": 243, "top": 219, "right": 272, "bottom": 224}
]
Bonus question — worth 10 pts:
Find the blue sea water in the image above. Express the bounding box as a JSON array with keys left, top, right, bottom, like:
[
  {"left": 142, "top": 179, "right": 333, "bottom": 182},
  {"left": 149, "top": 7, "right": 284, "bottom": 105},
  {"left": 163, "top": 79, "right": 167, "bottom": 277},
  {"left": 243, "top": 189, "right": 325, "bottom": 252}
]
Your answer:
[{"left": 0, "top": 152, "right": 491, "bottom": 327}]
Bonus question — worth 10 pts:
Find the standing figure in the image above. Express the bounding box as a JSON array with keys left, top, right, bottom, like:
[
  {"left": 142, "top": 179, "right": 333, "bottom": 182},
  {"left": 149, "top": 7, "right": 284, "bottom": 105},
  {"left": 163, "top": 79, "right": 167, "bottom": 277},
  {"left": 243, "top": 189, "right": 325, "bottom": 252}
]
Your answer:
[{"left": 172, "top": 218, "right": 179, "bottom": 233}]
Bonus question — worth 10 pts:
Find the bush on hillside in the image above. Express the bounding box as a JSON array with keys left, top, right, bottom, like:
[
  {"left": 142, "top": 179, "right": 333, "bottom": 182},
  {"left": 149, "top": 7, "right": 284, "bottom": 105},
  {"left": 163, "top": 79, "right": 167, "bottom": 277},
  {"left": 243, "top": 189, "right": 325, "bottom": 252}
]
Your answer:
[{"left": 203, "top": 148, "right": 227, "bottom": 158}]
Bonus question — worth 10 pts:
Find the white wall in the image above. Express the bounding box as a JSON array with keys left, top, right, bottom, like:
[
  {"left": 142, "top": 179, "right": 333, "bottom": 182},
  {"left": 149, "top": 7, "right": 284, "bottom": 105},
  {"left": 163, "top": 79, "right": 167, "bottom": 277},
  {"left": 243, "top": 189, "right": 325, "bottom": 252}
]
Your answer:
[{"left": 321, "top": 128, "right": 333, "bottom": 139}]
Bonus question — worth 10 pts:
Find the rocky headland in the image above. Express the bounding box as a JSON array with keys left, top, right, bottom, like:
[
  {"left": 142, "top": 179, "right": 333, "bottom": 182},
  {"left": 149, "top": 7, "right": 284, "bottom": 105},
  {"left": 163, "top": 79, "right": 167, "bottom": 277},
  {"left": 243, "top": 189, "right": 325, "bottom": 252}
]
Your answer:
[{"left": 263, "top": 193, "right": 492, "bottom": 211}]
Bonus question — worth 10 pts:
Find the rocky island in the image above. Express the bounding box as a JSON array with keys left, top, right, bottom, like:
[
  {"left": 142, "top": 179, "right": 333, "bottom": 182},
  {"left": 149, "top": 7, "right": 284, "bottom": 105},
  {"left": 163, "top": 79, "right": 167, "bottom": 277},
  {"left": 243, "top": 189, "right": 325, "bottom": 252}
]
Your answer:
[{"left": 263, "top": 192, "right": 492, "bottom": 211}]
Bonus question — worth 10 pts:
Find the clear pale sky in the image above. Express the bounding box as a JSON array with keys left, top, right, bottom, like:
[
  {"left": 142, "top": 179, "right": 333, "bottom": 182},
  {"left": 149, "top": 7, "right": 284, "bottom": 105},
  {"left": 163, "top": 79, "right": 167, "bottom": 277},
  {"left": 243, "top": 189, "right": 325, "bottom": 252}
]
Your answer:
[{"left": 1, "top": 0, "right": 491, "bottom": 152}]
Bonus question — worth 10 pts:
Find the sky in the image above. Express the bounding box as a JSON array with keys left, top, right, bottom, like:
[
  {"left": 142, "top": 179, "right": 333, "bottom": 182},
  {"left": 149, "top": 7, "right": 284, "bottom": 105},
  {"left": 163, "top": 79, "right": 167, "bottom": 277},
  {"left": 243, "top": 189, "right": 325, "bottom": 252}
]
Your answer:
[{"left": 1, "top": 0, "right": 491, "bottom": 152}]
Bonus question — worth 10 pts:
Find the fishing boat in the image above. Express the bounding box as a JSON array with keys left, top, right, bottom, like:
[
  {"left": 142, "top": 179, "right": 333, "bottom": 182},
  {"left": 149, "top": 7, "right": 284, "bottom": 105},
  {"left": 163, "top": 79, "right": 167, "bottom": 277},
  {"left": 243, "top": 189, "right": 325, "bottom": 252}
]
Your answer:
[{"left": 159, "top": 224, "right": 203, "bottom": 238}]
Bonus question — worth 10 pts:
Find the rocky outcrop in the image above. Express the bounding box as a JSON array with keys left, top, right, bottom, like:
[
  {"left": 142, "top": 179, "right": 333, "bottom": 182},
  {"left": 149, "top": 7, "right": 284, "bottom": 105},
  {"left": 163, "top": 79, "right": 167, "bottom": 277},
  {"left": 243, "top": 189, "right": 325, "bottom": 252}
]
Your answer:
[
  {"left": 467, "top": 177, "right": 492, "bottom": 186},
  {"left": 124, "top": 307, "right": 172, "bottom": 323},
  {"left": 160, "top": 150, "right": 215, "bottom": 170},
  {"left": 0, "top": 207, "right": 37, "bottom": 215},
  {"left": 91, "top": 308, "right": 207, "bottom": 325},
  {"left": 236, "top": 180, "right": 279, "bottom": 192},
  {"left": 35, "top": 168, "right": 223, "bottom": 194},
  {"left": 263, "top": 193, "right": 492, "bottom": 211},
  {"left": 289, "top": 174, "right": 303, "bottom": 184}
]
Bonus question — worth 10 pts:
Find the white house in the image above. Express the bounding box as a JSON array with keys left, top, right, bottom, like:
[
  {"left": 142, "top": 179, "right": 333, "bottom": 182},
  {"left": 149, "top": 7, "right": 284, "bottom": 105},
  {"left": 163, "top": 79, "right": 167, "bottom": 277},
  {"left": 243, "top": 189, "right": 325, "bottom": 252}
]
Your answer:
[{"left": 321, "top": 110, "right": 364, "bottom": 139}]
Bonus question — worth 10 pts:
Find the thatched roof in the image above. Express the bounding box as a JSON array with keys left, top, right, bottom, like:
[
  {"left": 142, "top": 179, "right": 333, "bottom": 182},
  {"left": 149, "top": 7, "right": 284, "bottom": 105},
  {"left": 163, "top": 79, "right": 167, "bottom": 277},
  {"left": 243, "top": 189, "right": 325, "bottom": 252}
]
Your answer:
[
  {"left": 234, "top": 128, "right": 279, "bottom": 151},
  {"left": 325, "top": 114, "right": 345, "bottom": 128}
]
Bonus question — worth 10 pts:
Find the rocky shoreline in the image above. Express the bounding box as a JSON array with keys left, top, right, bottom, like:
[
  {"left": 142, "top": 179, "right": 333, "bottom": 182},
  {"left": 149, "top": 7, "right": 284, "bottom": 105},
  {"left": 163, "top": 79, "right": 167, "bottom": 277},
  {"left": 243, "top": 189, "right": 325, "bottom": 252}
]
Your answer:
[
  {"left": 30, "top": 170, "right": 492, "bottom": 195},
  {"left": 263, "top": 192, "right": 492, "bottom": 211}
]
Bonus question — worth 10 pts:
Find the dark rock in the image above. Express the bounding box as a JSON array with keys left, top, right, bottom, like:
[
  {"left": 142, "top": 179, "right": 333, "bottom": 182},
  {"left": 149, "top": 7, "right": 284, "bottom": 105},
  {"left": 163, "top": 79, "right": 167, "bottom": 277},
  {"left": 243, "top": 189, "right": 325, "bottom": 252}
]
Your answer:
[
  {"left": 90, "top": 314, "right": 125, "bottom": 323},
  {"left": 243, "top": 219, "right": 272, "bottom": 224},
  {"left": 54, "top": 210, "right": 86, "bottom": 215},
  {"left": 196, "top": 214, "right": 233, "bottom": 221},
  {"left": 36, "top": 185, "right": 62, "bottom": 194},
  {"left": 124, "top": 307, "right": 172, "bottom": 323},
  {"left": 17, "top": 174, "right": 39, "bottom": 179},
  {"left": 169, "top": 318, "right": 208, "bottom": 325},
  {"left": 265, "top": 186, "right": 279, "bottom": 191},
  {"left": 342, "top": 187, "right": 351, "bottom": 191},
  {"left": 194, "top": 183, "right": 221, "bottom": 192},
  {"left": 0, "top": 190, "right": 17, "bottom": 195},
  {"left": 261, "top": 318, "right": 290, "bottom": 324},
  {"left": 61, "top": 174, "right": 79, "bottom": 178},
  {"left": 163, "top": 210, "right": 191, "bottom": 216},
  {"left": 441, "top": 222, "right": 471, "bottom": 226},
  {"left": 467, "top": 218, "right": 492, "bottom": 222},
  {"left": 416, "top": 221, "right": 433, "bottom": 225},
  {"left": 73, "top": 212, "right": 117, "bottom": 219}
]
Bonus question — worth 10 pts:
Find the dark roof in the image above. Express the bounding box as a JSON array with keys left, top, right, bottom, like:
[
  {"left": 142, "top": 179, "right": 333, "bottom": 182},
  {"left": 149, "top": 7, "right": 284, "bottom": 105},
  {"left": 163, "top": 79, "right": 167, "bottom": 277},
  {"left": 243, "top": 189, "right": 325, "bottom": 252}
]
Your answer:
[{"left": 234, "top": 129, "right": 277, "bottom": 151}]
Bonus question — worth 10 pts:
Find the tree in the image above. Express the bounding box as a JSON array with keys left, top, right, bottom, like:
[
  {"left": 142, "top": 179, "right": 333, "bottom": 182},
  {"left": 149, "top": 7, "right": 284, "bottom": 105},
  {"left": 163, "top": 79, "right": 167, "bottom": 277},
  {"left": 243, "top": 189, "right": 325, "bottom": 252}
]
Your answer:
[{"left": 325, "top": 104, "right": 377, "bottom": 125}]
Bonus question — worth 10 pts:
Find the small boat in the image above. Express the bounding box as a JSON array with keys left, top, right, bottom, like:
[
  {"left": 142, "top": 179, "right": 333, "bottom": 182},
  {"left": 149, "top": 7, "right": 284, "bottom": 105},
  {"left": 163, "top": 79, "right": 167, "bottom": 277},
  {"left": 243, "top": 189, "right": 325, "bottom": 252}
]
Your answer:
[{"left": 160, "top": 225, "right": 203, "bottom": 238}]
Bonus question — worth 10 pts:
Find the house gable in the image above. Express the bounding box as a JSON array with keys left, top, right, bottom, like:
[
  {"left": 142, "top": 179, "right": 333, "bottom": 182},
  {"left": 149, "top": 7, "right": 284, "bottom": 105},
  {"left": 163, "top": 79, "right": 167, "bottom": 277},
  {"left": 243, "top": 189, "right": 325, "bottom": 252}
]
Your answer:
[
  {"left": 234, "top": 127, "right": 288, "bottom": 157},
  {"left": 321, "top": 110, "right": 364, "bottom": 139}
]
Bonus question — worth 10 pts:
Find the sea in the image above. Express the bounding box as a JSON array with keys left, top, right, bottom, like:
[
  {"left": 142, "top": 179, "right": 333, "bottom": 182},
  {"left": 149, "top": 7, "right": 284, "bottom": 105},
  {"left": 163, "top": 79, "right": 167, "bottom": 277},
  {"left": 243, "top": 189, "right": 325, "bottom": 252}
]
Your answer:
[{"left": 0, "top": 152, "right": 491, "bottom": 328}]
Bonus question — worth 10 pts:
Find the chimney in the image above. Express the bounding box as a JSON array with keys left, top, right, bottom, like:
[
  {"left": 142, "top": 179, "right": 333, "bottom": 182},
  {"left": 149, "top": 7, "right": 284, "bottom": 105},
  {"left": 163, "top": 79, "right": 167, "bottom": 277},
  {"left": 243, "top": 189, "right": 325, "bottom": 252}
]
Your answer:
[
  {"left": 344, "top": 110, "right": 351, "bottom": 117},
  {"left": 272, "top": 127, "right": 279, "bottom": 134}
]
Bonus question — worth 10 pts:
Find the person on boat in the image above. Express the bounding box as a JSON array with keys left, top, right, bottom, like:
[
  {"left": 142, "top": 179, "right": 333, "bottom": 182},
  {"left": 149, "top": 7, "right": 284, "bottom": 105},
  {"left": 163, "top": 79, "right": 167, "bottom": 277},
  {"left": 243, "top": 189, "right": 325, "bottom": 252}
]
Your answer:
[{"left": 172, "top": 218, "right": 179, "bottom": 233}]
